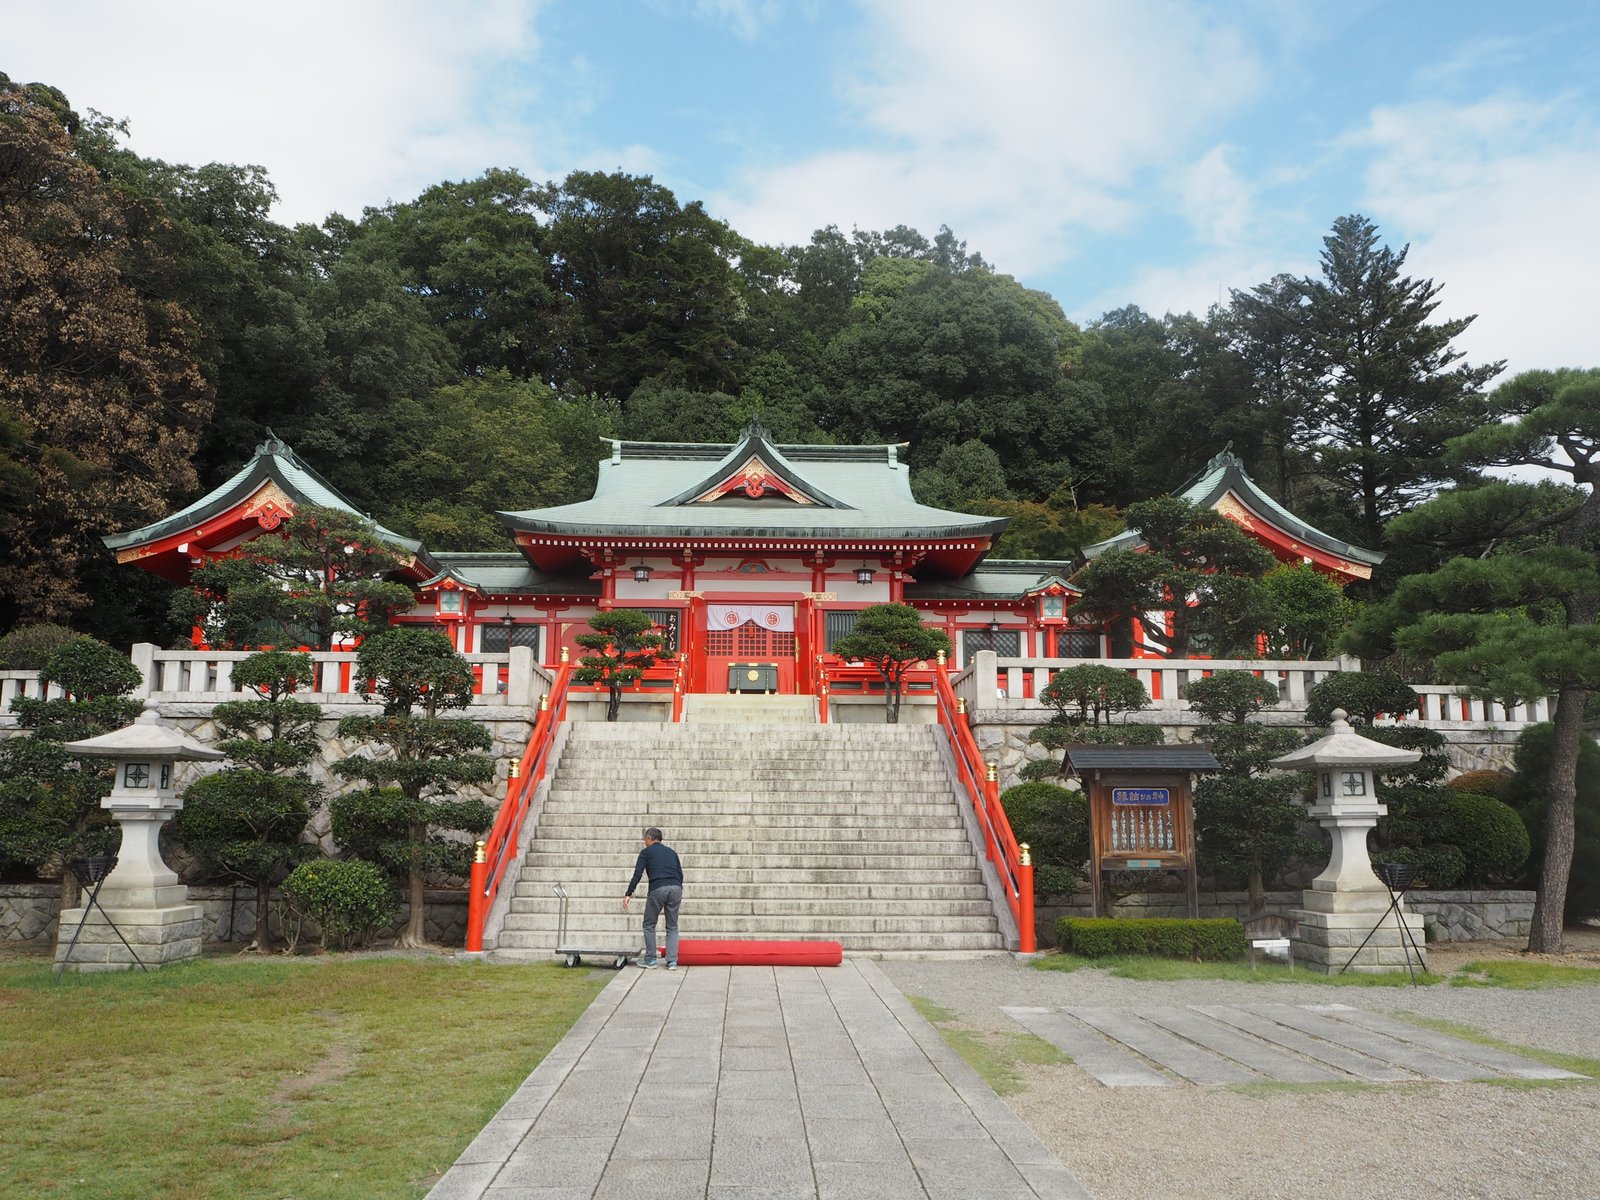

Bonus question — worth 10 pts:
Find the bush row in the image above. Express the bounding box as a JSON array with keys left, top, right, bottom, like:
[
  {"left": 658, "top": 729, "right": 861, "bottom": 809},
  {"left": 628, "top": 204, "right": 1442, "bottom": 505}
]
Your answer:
[{"left": 1055, "top": 917, "right": 1246, "bottom": 960}]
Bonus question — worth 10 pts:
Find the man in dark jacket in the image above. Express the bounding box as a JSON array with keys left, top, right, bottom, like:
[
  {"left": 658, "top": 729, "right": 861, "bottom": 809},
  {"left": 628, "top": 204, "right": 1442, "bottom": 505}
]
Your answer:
[{"left": 623, "top": 826, "right": 683, "bottom": 969}]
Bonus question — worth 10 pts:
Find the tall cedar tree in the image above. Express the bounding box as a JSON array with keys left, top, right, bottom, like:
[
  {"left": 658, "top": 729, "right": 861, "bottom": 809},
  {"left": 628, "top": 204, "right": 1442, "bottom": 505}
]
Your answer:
[
  {"left": 170, "top": 651, "right": 321, "bottom": 951},
  {"left": 171, "top": 503, "right": 416, "bottom": 650},
  {"left": 0, "top": 77, "right": 210, "bottom": 626},
  {"left": 1300, "top": 215, "right": 1502, "bottom": 545},
  {"left": 1070, "top": 496, "right": 1276, "bottom": 658},
  {"left": 331, "top": 629, "right": 494, "bottom": 948},
  {"left": 830, "top": 604, "right": 950, "bottom": 724},
  {"left": 574, "top": 609, "right": 668, "bottom": 722},
  {"left": 1346, "top": 368, "right": 1600, "bottom": 950},
  {"left": 0, "top": 638, "right": 142, "bottom": 918}
]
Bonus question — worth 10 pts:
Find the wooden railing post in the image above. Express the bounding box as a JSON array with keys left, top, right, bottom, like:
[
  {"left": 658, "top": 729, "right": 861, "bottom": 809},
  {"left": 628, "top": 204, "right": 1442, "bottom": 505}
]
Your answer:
[{"left": 466, "top": 840, "right": 488, "bottom": 952}]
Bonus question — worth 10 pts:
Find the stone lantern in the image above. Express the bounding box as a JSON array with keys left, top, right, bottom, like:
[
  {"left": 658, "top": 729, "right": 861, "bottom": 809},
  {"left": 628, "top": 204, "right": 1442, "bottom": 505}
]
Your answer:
[
  {"left": 57, "top": 700, "right": 224, "bottom": 972},
  {"left": 1270, "top": 708, "right": 1427, "bottom": 974}
]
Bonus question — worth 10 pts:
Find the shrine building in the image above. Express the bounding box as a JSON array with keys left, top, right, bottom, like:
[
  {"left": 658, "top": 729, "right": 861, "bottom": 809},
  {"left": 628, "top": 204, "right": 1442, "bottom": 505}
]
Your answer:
[{"left": 106, "top": 425, "right": 1382, "bottom": 694}]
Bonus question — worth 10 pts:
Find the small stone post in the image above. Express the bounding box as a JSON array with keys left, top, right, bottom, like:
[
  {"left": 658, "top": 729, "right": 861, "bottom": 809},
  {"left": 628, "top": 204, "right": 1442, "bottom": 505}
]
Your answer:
[{"left": 56, "top": 701, "right": 224, "bottom": 972}]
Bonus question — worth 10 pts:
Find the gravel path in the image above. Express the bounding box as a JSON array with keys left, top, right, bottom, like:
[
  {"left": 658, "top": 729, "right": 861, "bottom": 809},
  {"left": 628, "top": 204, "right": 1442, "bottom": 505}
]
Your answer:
[{"left": 881, "top": 948, "right": 1600, "bottom": 1200}]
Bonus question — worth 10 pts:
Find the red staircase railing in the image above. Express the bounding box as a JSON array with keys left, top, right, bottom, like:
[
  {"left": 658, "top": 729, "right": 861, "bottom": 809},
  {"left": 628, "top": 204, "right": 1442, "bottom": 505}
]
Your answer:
[
  {"left": 932, "top": 667, "right": 1035, "bottom": 953},
  {"left": 467, "top": 662, "right": 573, "bottom": 952}
]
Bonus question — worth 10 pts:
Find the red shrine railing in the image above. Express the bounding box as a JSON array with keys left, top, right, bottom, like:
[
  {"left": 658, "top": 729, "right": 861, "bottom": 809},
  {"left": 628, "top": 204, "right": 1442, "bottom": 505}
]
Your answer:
[
  {"left": 467, "top": 662, "right": 574, "bottom": 952},
  {"left": 931, "top": 665, "right": 1035, "bottom": 954}
]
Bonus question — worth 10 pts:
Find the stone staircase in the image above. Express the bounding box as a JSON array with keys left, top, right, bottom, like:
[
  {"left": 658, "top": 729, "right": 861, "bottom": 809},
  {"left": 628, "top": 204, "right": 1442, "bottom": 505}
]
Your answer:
[{"left": 492, "top": 720, "right": 1006, "bottom": 958}]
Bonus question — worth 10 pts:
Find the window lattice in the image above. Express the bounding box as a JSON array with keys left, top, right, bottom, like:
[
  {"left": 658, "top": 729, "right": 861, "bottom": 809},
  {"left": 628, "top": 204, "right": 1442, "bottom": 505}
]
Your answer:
[{"left": 480, "top": 624, "right": 542, "bottom": 655}]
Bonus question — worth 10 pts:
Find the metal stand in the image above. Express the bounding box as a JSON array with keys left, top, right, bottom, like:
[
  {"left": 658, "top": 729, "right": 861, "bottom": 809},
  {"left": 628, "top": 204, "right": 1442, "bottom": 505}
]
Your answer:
[
  {"left": 54, "top": 856, "right": 148, "bottom": 976},
  {"left": 1338, "top": 862, "right": 1425, "bottom": 985}
]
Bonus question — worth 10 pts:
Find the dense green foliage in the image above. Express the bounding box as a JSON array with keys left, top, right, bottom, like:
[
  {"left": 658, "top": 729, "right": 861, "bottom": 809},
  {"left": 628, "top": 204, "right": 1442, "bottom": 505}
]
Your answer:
[
  {"left": 0, "top": 74, "right": 1507, "bottom": 654},
  {"left": 169, "top": 651, "right": 322, "bottom": 949},
  {"left": 1070, "top": 497, "right": 1277, "bottom": 658},
  {"left": 0, "top": 639, "right": 142, "bottom": 899},
  {"left": 998, "top": 782, "right": 1090, "bottom": 897},
  {"left": 1347, "top": 368, "right": 1600, "bottom": 947},
  {"left": 331, "top": 630, "right": 495, "bottom": 945},
  {"left": 1185, "top": 671, "right": 1314, "bottom": 911},
  {"left": 1305, "top": 668, "right": 1418, "bottom": 727},
  {"left": 1027, "top": 663, "right": 1156, "bottom": 774},
  {"left": 573, "top": 609, "right": 668, "bottom": 722},
  {"left": 280, "top": 858, "right": 398, "bottom": 950},
  {"left": 1055, "top": 917, "right": 1246, "bottom": 960},
  {"left": 171, "top": 504, "right": 415, "bottom": 650},
  {"left": 829, "top": 603, "right": 950, "bottom": 723},
  {"left": 0, "top": 623, "right": 80, "bottom": 669},
  {"left": 1500, "top": 724, "right": 1600, "bottom": 921}
]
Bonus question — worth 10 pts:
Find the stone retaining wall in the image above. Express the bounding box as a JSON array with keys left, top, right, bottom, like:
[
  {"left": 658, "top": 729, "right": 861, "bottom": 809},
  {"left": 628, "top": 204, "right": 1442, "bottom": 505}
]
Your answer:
[
  {"left": 1034, "top": 888, "right": 1536, "bottom": 948},
  {"left": 1, "top": 883, "right": 469, "bottom": 948}
]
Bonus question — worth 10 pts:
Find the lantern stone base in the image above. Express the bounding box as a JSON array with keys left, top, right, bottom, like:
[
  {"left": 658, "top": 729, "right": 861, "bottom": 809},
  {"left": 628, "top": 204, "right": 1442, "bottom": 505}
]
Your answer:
[
  {"left": 1291, "top": 891, "right": 1427, "bottom": 975},
  {"left": 53, "top": 901, "right": 203, "bottom": 973}
]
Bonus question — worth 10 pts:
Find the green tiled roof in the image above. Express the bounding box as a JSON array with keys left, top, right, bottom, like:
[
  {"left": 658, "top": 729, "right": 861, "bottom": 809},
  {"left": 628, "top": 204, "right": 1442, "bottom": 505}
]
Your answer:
[
  {"left": 904, "top": 561, "right": 1078, "bottom": 600},
  {"left": 499, "top": 425, "right": 1008, "bottom": 542},
  {"left": 1083, "top": 447, "right": 1384, "bottom": 567},
  {"left": 426, "top": 554, "right": 601, "bottom": 596},
  {"left": 104, "top": 434, "right": 427, "bottom": 560}
]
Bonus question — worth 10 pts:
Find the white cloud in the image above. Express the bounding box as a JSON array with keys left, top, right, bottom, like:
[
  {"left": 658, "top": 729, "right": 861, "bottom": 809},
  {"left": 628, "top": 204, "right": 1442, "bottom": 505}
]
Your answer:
[
  {"left": 5, "top": 0, "right": 552, "bottom": 224},
  {"left": 1174, "top": 144, "right": 1254, "bottom": 247},
  {"left": 713, "top": 0, "right": 1268, "bottom": 273},
  {"left": 1353, "top": 95, "right": 1600, "bottom": 376}
]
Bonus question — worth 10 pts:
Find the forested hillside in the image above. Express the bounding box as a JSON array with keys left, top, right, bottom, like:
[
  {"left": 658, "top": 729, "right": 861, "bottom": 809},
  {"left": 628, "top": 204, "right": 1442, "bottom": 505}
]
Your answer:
[{"left": 0, "top": 74, "right": 1503, "bottom": 645}]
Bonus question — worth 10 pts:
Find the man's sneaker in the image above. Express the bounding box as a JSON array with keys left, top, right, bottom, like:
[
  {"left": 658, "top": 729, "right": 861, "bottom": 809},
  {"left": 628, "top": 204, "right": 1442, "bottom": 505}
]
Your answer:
[
  {"left": 637, "top": 959, "right": 659, "bottom": 969},
  {"left": 666, "top": 963, "right": 678, "bottom": 971}
]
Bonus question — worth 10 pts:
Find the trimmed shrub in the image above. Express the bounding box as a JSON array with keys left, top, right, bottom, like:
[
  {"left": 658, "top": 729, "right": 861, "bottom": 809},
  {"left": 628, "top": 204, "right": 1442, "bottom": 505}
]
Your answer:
[
  {"left": 1374, "top": 843, "right": 1467, "bottom": 890},
  {"left": 1305, "top": 668, "right": 1418, "bottom": 727},
  {"left": 0, "top": 623, "right": 80, "bottom": 670},
  {"left": 281, "top": 859, "right": 397, "bottom": 950},
  {"left": 1054, "top": 917, "right": 1246, "bottom": 961},
  {"left": 1445, "top": 792, "right": 1530, "bottom": 885},
  {"left": 999, "top": 782, "right": 1089, "bottom": 896},
  {"left": 1445, "top": 770, "right": 1512, "bottom": 801}
]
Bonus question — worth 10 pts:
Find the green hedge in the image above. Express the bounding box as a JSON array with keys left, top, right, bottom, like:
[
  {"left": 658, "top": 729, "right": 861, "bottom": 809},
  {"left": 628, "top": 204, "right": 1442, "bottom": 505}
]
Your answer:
[
  {"left": 282, "top": 859, "right": 397, "bottom": 950},
  {"left": 1055, "top": 917, "right": 1246, "bottom": 961}
]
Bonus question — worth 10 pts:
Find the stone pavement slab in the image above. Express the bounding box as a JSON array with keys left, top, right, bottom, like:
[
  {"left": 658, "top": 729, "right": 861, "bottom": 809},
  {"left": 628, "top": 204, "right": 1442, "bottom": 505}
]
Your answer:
[
  {"left": 1004, "top": 1001, "right": 1578, "bottom": 1089},
  {"left": 427, "top": 960, "right": 1090, "bottom": 1199}
]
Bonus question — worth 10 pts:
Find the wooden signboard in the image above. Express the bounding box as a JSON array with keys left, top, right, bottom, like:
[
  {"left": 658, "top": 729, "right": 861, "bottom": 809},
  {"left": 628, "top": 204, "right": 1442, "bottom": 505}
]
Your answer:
[{"left": 1082, "top": 768, "right": 1202, "bottom": 919}]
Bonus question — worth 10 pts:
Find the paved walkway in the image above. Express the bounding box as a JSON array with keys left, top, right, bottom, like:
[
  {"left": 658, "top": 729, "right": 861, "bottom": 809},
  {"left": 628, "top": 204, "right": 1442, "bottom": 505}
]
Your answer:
[
  {"left": 427, "top": 960, "right": 1090, "bottom": 1200},
  {"left": 1003, "top": 1001, "right": 1582, "bottom": 1088}
]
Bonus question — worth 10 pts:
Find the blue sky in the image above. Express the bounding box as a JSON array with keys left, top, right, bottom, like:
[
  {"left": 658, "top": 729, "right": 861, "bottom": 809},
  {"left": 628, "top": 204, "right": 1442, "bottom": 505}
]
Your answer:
[{"left": 8, "top": 1, "right": 1600, "bottom": 376}]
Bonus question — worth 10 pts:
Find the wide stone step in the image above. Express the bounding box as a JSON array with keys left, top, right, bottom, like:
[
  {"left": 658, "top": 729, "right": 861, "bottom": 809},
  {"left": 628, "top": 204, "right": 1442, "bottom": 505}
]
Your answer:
[
  {"left": 537, "top": 812, "right": 960, "bottom": 832},
  {"left": 519, "top": 865, "right": 986, "bottom": 885},
  {"left": 494, "top": 928, "right": 1003, "bottom": 952},
  {"left": 548, "top": 771, "right": 952, "bottom": 786},
  {"left": 508, "top": 895, "right": 996, "bottom": 917},
  {"left": 510, "top": 879, "right": 991, "bottom": 901},
  {"left": 540, "top": 800, "right": 962, "bottom": 818},
  {"left": 524, "top": 851, "right": 972, "bottom": 870},
  {"left": 531, "top": 825, "right": 969, "bottom": 844}
]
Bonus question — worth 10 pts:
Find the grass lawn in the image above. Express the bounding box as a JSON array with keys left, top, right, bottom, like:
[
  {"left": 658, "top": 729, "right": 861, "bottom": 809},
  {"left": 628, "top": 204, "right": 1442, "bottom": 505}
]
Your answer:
[
  {"left": 0, "top": 953, "right": 608, "bottom": 1199},
  {"left": 1448, "top": 960, "right": 1600, "bottom": 989}
]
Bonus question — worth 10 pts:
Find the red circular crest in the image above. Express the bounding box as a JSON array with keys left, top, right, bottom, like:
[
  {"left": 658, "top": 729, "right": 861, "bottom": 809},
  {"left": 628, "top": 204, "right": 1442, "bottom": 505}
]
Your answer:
[
  {"left": 724, "top": 611, "right": 739, "bottom": 626},
  {"left": 763, "top": 611, "right": 779, "bottom": 627}
]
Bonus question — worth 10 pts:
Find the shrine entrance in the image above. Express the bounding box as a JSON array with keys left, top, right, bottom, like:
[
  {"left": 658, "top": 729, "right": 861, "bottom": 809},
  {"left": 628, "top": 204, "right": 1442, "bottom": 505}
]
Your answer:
[{"left": 701, "top": 602, "right": 798, "bottom": 693}]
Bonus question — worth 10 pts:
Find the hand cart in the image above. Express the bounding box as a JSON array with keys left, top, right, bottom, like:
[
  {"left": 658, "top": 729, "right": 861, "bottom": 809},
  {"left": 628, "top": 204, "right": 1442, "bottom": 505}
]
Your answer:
[{"left": 553, "top": 882, "right": 638, "bottom": 970}]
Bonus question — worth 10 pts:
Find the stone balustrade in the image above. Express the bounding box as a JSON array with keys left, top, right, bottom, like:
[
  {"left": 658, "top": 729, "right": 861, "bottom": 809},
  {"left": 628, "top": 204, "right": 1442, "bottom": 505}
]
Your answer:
[
  {"left": 963, "top": 652, "right": 1554, "bottom": 730},
  {"left": 1, "top": 644, "right": 548, "bottom": 725}
]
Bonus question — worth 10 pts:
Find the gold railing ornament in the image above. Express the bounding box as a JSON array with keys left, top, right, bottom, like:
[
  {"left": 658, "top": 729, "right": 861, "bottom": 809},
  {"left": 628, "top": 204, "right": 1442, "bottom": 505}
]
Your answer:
[
  {"left": 1019, "top": 842, "right": 1032, "bottom": 867},
  {"left": 985, "top": 761, "right": 998, "bottom": 783},
  {"left": 539, "top": 693, "right": 549, "bottom": 712},
  {"left": 956, "top": 697, "right": 967, "bottom": 715},
  {"left": 559, "top": 646, "right": 570, "bottom": 663},
  {"left": 937, "top": 648, "right": 946, "bottom": 667},
  {"left": 473, "top": 839, "right": 487, "bottom": 865}
]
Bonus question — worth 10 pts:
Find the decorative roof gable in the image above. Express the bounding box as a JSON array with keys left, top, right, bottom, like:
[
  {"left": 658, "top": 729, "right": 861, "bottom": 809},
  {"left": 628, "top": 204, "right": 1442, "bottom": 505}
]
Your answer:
[
  {"left": 1083, "top": 445, "right": 1384, "bottom": 580},
  {"left": 660, "top": 423, "right": 849, "bottom": 509}
]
